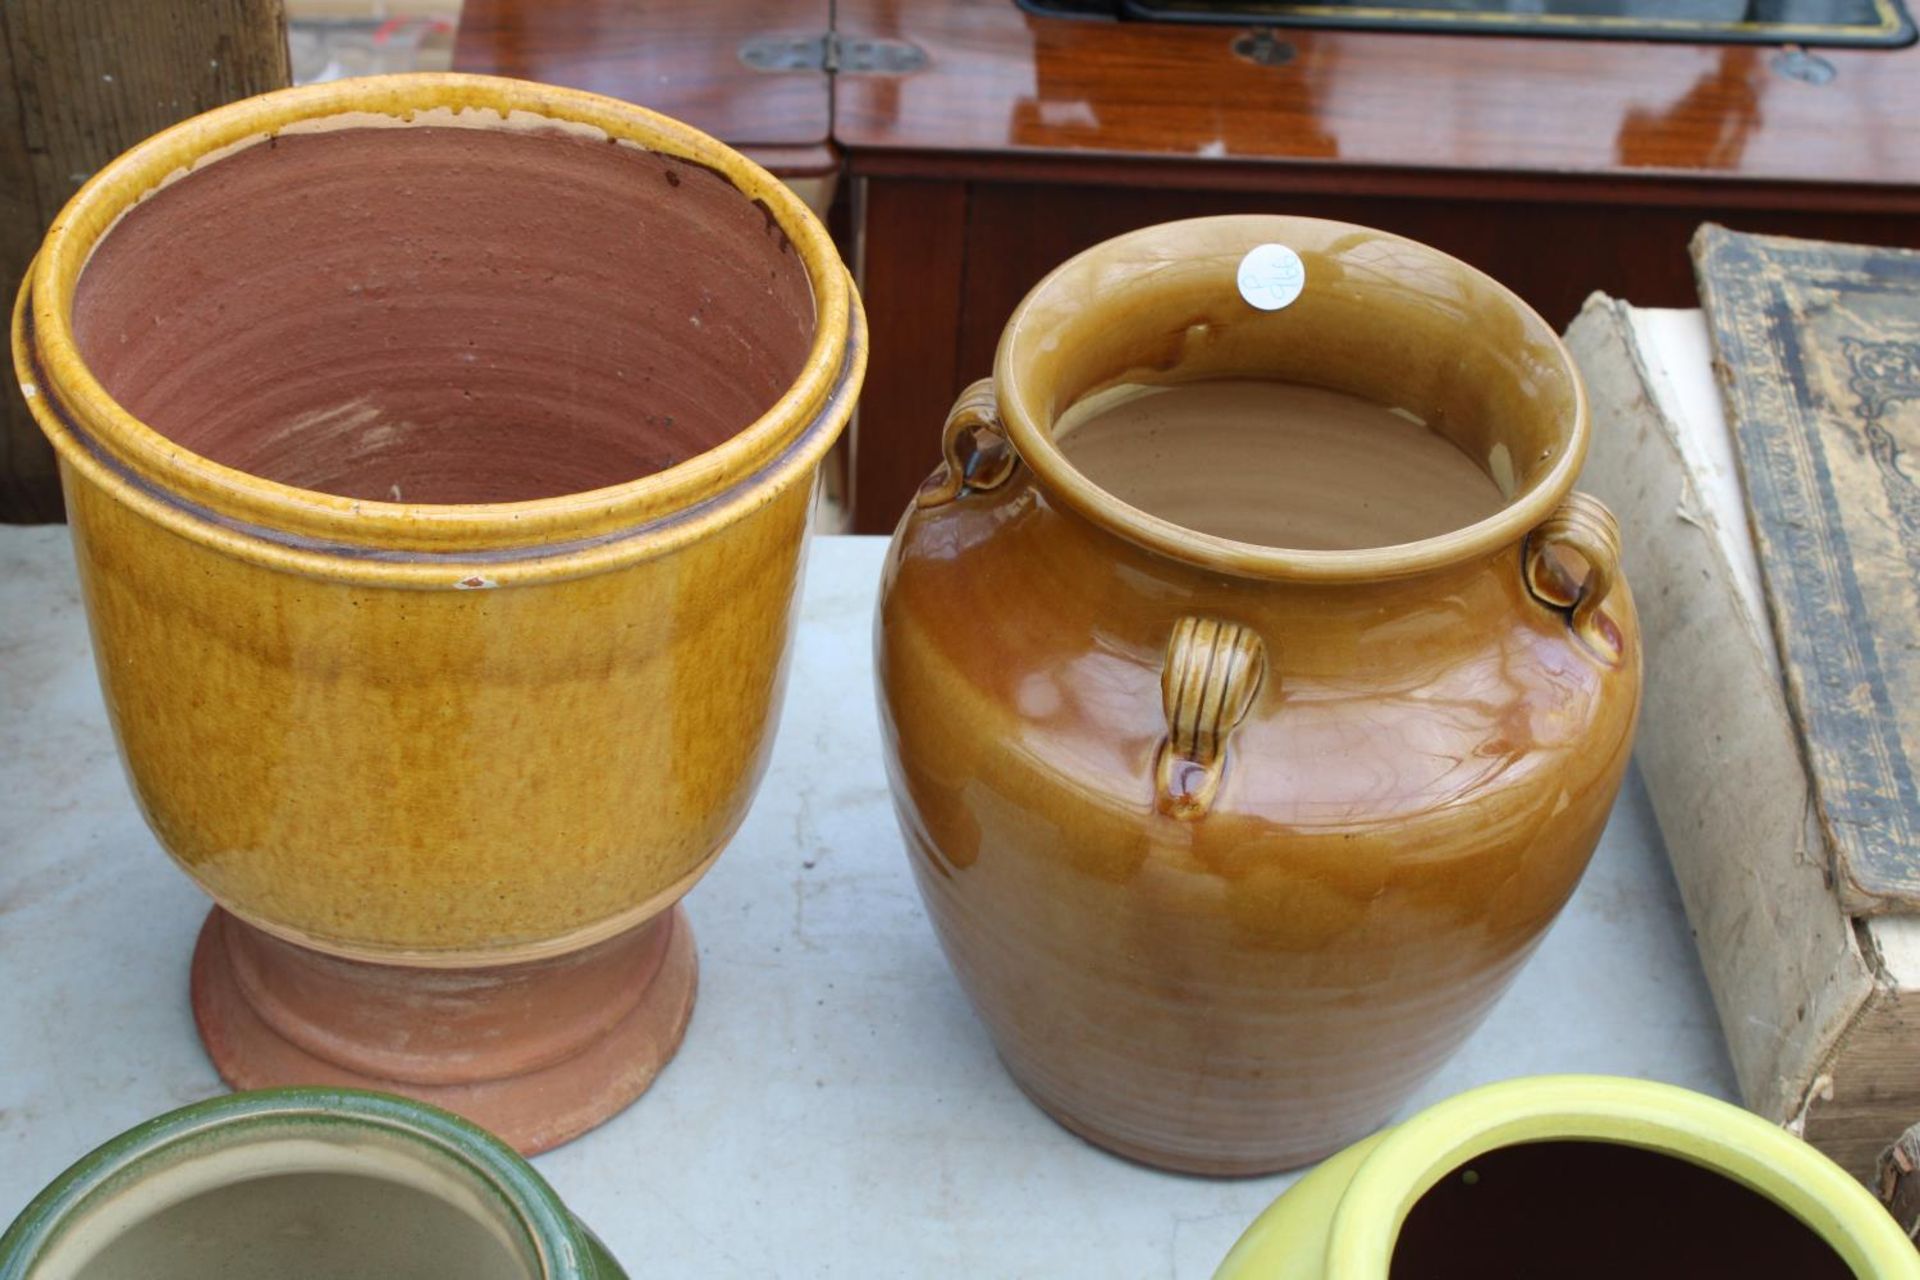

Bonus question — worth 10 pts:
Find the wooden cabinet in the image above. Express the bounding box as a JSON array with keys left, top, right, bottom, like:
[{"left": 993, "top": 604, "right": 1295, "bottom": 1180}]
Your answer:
[
  {"left": 452, "top": 0, "right": 1920, "bottom": 529},
  {"left": 453, "top": 0, "right": 836, "bottom": 176}
]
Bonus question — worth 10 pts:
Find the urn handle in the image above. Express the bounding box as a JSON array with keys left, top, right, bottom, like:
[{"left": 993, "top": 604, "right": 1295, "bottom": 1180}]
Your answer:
[
  {"left": 1156, "top": 617, "right": 1269, "bottom": 820},
  {"left": 1524, "top": 491, "right": 1625, "bottom": 662},
  {"left": 917, "top": 377, "right": 1017, "bottom": 508}
]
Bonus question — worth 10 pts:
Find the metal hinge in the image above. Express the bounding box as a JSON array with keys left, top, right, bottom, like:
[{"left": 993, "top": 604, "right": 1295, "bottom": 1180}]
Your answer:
[{"left": 739, "top": 32, "right": 928, "bottom": 75}]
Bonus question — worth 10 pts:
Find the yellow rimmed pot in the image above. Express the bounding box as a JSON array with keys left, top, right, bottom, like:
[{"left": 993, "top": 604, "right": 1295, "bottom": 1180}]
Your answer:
[
  {"left": 1216, "top": 1075, "right": 1920, "bottom": 1278},
  {"left": 13, "top": 73, "right": 864, "bottom": 1153}
]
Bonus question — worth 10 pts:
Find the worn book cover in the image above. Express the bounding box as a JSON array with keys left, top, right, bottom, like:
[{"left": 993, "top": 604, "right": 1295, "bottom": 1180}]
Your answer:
[
  {"left": 1694, "top": 226, "right": 1920, "bottom": 913},
  {"left": 1571, "top": 297, "right": 1920, "bottom": 1183}
]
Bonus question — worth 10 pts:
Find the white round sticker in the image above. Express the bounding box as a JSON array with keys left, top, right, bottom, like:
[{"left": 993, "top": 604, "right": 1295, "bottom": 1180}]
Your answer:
[{"left": 1237, "top": 243, "right": 1306, "bottom": 312}]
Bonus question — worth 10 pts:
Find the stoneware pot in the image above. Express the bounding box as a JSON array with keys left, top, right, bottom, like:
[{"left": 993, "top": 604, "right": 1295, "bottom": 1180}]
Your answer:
[
  {"left": 1215, "top": 1075, "right": 1919, "bottom": 1279},
  {"left": 13, "top": 73, "right": 863, "bottom": 1152},
  {"left": 876, "top": 216, "right": 1640, "bottom": 1174},
  {"left": 0, "top": 1088, "right": 624, "bottom": 1280}
]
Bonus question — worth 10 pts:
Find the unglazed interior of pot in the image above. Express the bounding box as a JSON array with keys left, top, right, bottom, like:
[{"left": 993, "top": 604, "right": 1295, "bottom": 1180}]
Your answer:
[
  {"left": 71, "top": 120, "right": 816, "bottom": 504},
  {"left": 1388, "top": 1140, "right": 1852, "bottom": 1278},
  {"left": 1022, "top": 225, "right": 1581, "bottom": 554},
  {"left": 1055, "top": 379, "right": 1505, "bottom": 550},
  {"left": 29, "top": 1129, "right": 541, "bottom": 1280}
]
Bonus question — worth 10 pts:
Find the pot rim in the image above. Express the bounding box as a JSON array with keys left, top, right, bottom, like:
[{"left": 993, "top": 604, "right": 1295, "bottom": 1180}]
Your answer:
[
  {"left": 14, "top": 73, "right": 862, "bottom": 585},
  {"left": 1326, "top": 1074, "right": 1918, "bottom": 1278},
  {"left": 993, "top": 215, "right": 1588, "bottom": 584},
  {"left": 0, "top": 1087, "right": 611, "bottom": 1280}
]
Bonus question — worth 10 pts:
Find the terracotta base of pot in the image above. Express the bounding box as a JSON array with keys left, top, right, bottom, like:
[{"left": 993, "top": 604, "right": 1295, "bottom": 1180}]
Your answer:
[{"left": 190, "top": 905, "right": 697, "bottom": 1155}]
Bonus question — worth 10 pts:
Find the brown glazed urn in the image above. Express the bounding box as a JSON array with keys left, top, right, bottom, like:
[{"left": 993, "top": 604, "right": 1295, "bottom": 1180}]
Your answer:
[
  {"left": 875, "top": 216, "right": 1640, "bottom": 1175},
  {"left": 14, "top": 74, "right": 863, "bottom": 1153}
]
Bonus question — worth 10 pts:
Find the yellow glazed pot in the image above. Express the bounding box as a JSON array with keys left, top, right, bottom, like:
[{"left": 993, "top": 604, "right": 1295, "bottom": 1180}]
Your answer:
[
  {"left": 878, "top": 216, "right": 1640, "bottom": 1175},
  {"left": 14, "top": 73, "right": 863, "bottom": 1151},
  {"left": 1217, "top": 1076, "right": 1920, "bottom": 1279}
]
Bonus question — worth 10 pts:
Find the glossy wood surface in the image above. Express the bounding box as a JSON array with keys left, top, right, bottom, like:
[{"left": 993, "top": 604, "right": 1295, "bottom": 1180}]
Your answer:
[
  {"left": 835, "top": 0, "right": 1920, "bottom": 192},
  {"left": 453, "top": 0, "right": 836, "bottom": 171},
  {"left": 856, "top": 179, "right": 969, "bottom": 531},
  {"left": 432, "top": 0, "right": 1920, "bottom": 530},
  {"left": 833, "top": 2, "right": 1920, "bottom": 529},
  {"left": 849, "top": 178, "right": 1919, "bottom": 531}
]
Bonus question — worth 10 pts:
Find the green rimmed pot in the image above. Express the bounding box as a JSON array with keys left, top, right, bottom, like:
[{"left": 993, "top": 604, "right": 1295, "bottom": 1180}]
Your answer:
[
  {"left": 1215, "top": 1075, "right": 1919, "bottom": 1279},
  {"left": 0, "top": 1089, "right": 623, "bottom": 1280}
]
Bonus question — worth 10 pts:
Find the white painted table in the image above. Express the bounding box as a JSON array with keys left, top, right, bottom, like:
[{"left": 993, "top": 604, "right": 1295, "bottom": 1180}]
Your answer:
[{"left": 0, "top": 529, "right": 1736, "bottom": 1278}]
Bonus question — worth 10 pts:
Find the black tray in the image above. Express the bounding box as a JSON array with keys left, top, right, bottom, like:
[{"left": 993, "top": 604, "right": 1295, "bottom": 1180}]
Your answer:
[{"left": 1015, "top": 0, "right": 1916, "bottom": 48}]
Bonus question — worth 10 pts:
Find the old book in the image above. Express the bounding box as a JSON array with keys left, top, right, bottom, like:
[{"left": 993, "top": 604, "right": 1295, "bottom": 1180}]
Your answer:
[
  {"left": 1569, "top": 296, "right": 1920, "bottom": 1182},
  {"left": 1693, "top": 226, "right": 1920, "bottom": 913}
]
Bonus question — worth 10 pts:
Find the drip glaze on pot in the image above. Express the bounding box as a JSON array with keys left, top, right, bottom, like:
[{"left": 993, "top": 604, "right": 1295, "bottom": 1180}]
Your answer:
[
  {"left": 71, "top": 124, "right": 815, "bottom": 504},
  {"left": 880, "top": 216, "right": 1639, "bottom": 1174},
  {"left": 1392, "top": 1140, "right": 1851, "bottom": 1278}
]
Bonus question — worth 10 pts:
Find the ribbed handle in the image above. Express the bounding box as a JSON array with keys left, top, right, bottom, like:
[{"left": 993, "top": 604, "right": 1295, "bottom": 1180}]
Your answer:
[
  {"left": 1524, "top": 491, "right": 1625, "bottom": 662},
  {"left": 916, "top": 378, "right": 1016, "bottom": 508},
  {"left": 1156, "top": 617, "right": 1268, "bottom": 820}
]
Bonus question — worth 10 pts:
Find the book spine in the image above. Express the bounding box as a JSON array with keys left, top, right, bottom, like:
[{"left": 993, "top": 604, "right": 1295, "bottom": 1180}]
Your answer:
[{"left": 1568, "top": 297, "right": 1873, "bottom": 1128}]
